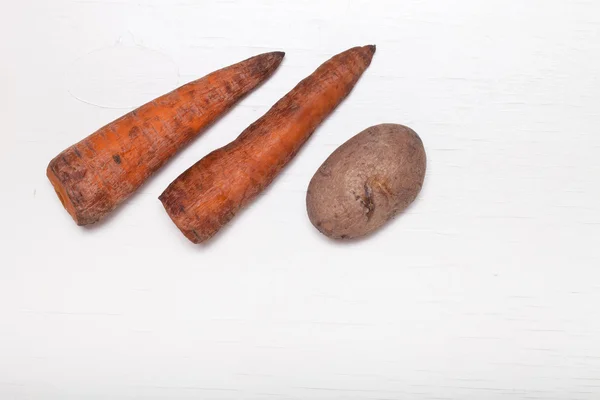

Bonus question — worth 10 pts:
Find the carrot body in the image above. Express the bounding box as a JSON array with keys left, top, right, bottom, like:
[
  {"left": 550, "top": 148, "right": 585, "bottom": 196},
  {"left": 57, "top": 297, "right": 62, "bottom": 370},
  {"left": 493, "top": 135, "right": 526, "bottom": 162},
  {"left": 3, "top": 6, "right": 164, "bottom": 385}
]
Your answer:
[
  {"left": 47, "top": 51, "right": 285, "bottom": 225},
  {"left": 159, "top": 45, "right": 376, "bottom": 243}
]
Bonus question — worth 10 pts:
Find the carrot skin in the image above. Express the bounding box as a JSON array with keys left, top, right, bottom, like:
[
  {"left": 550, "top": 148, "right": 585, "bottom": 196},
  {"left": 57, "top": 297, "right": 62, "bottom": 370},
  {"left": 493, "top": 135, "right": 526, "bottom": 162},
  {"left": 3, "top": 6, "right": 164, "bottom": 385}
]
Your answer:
[
  {"left": 47, "top": 51, "right": 285, "bottom": 225},
  {"left": 159, "top": 45, "right": 376, "bottom": 243}
]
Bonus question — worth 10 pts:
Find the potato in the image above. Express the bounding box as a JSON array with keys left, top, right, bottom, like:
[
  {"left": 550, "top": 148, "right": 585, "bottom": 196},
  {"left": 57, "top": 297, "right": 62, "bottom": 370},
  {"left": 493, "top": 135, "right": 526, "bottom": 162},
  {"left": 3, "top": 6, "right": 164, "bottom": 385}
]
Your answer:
[{"left": 306, "top": 124, "right": 426, "bottom": 240}]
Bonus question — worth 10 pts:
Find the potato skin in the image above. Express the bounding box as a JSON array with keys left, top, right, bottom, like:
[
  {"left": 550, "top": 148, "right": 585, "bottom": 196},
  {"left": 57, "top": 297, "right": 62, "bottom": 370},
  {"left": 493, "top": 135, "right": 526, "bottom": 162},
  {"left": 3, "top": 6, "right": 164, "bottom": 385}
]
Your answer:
[{"left": 306, "top": 124, "right": 426, "bottom": 240}]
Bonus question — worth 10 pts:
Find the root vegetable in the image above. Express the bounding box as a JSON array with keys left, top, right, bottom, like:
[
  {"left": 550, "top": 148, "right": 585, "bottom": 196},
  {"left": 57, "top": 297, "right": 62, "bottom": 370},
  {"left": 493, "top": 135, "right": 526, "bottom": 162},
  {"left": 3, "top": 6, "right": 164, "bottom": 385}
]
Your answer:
[
  {"left": 307, "top": 124, "right": 426, "bottom": 240},
  {"left": 160, "top": 45, "right": 376, "bottom": 243}
]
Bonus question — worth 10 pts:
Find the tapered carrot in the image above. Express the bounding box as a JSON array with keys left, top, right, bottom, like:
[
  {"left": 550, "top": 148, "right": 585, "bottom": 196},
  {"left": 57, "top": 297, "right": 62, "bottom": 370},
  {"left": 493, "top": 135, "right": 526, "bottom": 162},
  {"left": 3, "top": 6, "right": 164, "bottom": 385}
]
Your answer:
[
  {"left": 159, "top": 45, "right": 376, "bottom": 243},
  {"left": 47, "top": 51, "right": 285, "bottom": 225}
]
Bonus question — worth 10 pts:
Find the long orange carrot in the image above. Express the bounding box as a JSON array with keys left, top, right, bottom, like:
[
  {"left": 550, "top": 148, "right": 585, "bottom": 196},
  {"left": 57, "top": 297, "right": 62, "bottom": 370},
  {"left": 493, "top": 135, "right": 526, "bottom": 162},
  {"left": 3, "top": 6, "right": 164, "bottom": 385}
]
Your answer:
[
  {"left": 47, "top": 51, "right": 285, "bottom": 225},
  {"left": 159, "top": 45, "right": 376, "bottom": 243}
]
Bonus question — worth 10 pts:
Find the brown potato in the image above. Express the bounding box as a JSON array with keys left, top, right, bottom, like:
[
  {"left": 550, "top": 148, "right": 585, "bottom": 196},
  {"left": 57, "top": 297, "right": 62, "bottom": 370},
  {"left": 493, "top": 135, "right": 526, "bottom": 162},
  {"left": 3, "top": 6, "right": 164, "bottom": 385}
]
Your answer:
[{"left": 306, "top": 124, "right": 426, "bottom": 240}]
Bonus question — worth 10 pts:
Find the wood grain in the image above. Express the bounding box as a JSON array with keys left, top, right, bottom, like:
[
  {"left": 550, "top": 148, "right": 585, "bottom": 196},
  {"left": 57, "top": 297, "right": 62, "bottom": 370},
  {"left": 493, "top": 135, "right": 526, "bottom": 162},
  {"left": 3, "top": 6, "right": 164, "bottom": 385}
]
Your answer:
[{"left": 1, "top": 0, "right": 599, "bottom": 399}]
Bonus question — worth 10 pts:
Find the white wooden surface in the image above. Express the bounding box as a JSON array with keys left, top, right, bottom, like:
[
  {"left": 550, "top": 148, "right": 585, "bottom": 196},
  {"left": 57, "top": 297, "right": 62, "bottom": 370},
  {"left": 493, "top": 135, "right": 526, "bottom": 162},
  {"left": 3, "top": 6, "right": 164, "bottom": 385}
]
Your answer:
[{"left": 2, "top": 0, "right": 600, "bottom": 398}]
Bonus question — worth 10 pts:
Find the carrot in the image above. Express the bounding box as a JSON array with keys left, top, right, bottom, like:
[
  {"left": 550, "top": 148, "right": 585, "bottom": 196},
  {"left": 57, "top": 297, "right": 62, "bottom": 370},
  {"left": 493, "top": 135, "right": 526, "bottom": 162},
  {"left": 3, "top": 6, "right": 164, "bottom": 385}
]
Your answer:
[
  {"left": 47, "top": 51, "right": 285, "bottom": 225},
  {"left": 159, "top": 45, "right": 376, "bottom": 243}
]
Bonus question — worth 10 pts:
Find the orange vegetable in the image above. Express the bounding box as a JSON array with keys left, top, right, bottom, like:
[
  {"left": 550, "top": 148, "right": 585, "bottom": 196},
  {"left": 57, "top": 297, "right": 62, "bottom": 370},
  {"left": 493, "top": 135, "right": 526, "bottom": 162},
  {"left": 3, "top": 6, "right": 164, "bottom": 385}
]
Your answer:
[
  {"left": 47, "top": 51, "right": 285, "bottom": 225},
  {"left": 159, "top": 45, "right": 376, "bottom": 243}
]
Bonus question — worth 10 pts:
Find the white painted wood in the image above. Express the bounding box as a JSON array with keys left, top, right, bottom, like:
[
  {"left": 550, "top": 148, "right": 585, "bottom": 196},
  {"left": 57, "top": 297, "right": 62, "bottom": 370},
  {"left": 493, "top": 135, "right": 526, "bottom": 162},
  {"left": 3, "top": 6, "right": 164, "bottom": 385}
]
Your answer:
[{"left": 2, "top": 0, "right": 600, "bottom": 398}]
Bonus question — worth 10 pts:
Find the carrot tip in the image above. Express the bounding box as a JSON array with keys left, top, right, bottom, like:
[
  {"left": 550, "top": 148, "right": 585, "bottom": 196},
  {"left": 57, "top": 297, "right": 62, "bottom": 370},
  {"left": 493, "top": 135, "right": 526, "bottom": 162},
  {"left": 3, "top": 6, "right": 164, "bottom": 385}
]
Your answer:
[{"left": 365, "top": 45, "right": 376, "bottom": 54}]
